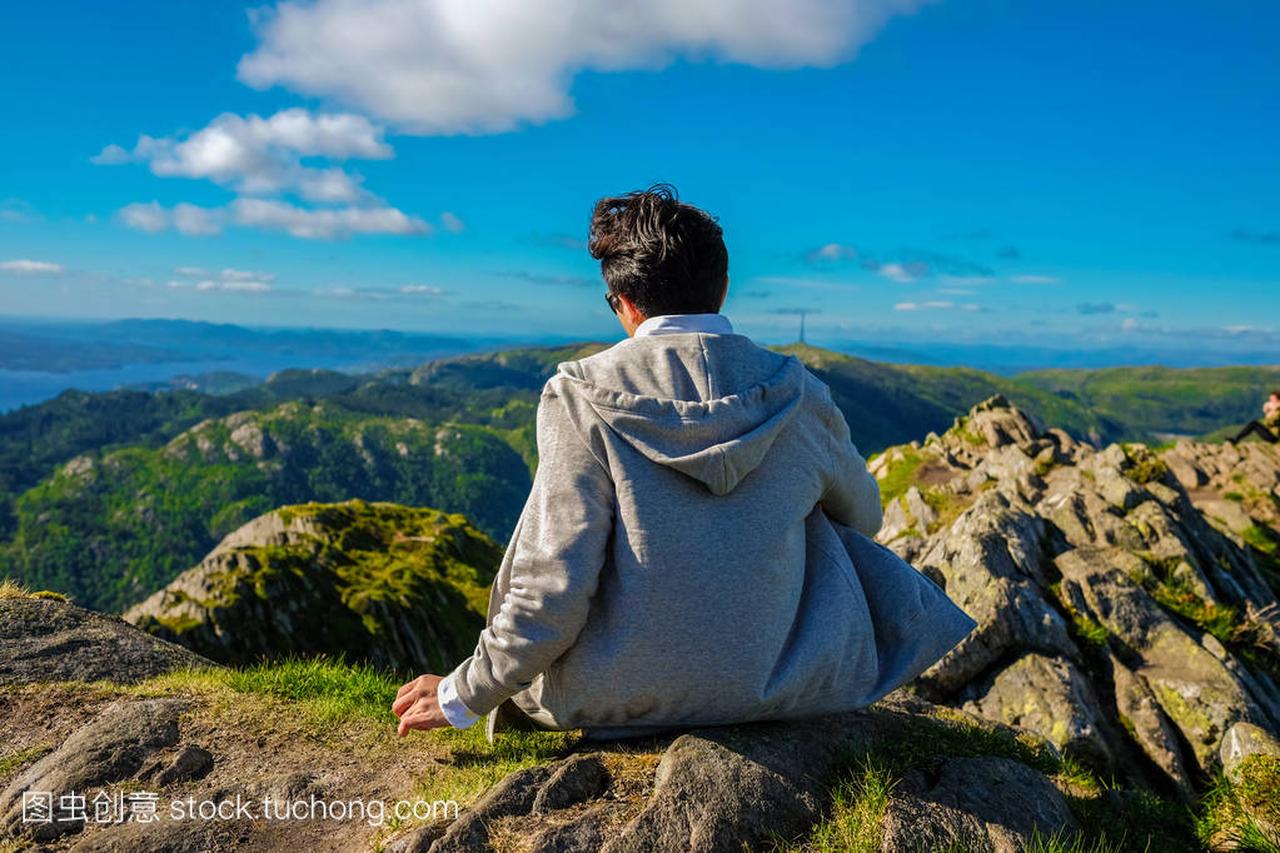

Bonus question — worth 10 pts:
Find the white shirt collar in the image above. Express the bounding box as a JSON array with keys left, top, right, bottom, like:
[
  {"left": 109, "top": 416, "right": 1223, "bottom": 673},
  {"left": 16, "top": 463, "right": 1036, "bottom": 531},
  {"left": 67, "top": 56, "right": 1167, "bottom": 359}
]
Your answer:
[{"left": 633, "top": 313, "right": 734, "bottom": 338}]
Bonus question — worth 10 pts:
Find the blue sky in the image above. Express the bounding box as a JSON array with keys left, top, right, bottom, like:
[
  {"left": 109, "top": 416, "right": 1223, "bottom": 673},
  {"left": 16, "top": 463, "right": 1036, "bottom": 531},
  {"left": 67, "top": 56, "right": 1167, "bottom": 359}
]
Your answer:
[{"left": 1, "top": 0, "right": 1278, "bottom": 356}]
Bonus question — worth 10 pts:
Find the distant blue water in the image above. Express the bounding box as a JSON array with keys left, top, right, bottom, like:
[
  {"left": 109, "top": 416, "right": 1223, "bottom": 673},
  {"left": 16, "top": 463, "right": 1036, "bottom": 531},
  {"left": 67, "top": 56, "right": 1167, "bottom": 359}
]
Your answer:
[
  {"left": 0, "top": 317, "right": 524, "bottom": 412},
  {"left": 0, "top": 356, "right": 359, "bottom": 412}
]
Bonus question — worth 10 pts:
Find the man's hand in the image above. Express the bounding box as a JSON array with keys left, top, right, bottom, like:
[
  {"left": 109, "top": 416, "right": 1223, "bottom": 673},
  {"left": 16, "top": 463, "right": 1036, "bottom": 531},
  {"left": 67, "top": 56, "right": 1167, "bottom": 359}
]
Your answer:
[{"left": 392, "top": 674, "right": 449, "bottom": 736}]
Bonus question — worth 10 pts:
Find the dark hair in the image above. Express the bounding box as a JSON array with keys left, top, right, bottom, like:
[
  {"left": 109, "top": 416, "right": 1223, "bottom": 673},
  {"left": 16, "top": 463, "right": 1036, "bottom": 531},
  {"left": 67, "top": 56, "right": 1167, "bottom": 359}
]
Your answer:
[
  {"left": 588, "top": 183, "right": 728, "bottom": 317},
  {"left": 1273, "top": 390, "right": 1280, "bottom": 398}
]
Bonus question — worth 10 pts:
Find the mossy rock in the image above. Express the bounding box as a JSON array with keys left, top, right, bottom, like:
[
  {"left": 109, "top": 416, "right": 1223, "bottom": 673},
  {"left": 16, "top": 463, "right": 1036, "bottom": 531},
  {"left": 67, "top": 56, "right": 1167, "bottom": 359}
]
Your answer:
[{"left": 124, "top": 500, "right": 502, "bottom": 675}]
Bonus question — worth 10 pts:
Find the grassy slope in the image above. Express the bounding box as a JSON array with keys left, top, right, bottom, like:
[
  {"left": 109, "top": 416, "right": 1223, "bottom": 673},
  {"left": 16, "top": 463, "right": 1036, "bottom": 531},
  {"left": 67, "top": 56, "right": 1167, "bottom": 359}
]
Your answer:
[
  {"left": 773, "top": 344, "right": 1113, "bottom": 450},
  {"left": 1014, "top": 365, "right": 1280, "bottom": 441}
]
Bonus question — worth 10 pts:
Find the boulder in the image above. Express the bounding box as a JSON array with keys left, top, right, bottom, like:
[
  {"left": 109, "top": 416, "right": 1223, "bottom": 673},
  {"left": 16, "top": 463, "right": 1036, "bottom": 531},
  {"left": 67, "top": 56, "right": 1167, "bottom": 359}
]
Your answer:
[
  {"left": 908, "top": 491, "right": 1075, "bottom": 696},
  {"left": 879, "top": 757, "right": 1077, "bottom": 853},
  {"left": 0, "top": 595, "right": 211, "bottom": 686},
  {"left": 1110, "top": 656, "right": 1195, "bottom": 798},
  {"left": 1220, "top": 721, "right": 1280, "bottom": 783},
  {"left": 961, "top": 653, "right": 1115, "bottom": 768}
]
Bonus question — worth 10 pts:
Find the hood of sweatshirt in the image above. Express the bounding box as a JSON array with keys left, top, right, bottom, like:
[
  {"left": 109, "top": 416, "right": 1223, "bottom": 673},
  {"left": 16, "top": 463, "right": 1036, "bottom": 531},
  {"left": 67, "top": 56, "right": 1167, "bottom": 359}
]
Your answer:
[{"left": 550, "top": 350, "right": 808, "bottom": 496}]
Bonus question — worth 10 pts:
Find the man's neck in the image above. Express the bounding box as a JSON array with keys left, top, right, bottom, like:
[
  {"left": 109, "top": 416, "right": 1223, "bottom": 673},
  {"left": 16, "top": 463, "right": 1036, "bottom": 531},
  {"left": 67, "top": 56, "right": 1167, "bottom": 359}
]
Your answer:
[{"left": 633, "top": 313, "right": 733, "bottom": 338}]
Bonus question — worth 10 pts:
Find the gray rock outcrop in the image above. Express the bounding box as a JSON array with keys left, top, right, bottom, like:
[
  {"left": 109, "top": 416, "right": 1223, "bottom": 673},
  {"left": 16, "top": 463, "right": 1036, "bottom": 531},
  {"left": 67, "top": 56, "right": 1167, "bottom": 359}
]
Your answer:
[{"left": 872, "top": 396, "right": 1280, "bottom": 791}]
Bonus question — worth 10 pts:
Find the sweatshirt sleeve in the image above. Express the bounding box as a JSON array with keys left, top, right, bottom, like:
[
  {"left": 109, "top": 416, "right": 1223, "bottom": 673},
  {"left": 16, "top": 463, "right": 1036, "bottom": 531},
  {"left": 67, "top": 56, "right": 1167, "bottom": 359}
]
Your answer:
[
  {"left": 819, "top": 388, "right": 883, "bottom": 537},
  {"left": 446, "top": 383, "right": 615, "bottom": 717}
]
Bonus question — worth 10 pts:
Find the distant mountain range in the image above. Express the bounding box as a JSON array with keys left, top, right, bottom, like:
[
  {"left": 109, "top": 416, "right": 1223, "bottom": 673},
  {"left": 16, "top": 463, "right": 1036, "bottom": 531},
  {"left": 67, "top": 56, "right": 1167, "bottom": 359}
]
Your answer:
[
  {"left": 0, "top": 318, "right": 511, "bottom": 411},
  {"left": 4, "top": 317, "right": 1280, "bottom": 412},
  {"left": 1, "top": 337, "right": 1278, "bottom": 613}
]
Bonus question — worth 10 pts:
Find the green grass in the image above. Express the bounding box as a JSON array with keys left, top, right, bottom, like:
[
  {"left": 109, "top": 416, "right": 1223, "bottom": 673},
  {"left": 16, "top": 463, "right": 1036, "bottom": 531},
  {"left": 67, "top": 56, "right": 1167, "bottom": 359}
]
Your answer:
[
  {"left": 1070, "top": 614, "right": 1111, "bottom": 649},
  {"left": 126, "top": 500, "right": 502, "bottom": 673},
  {"left": 1196, "top": 756, "right": 1280, "bottom": 852},
  {"left": 0, "top": 745, "right": 53, "bottom": 781},
  {"left": 419, "top": 725, "right": 577, "bottom": 806},
  {"left": 1131, "top": 555, "right": 1278, "bottom": 676},
  {"left": 1242, "top": 524, "right": 1278, "bottom": 555},
  {"left": 1027, "top": 826, "right": 1127, "bottom": 853},
  {"left": 0, "top": 577, "right": 29, "bottom": 599},
  {"left": 132, "top": 656, "right": 402, "bottom": 726},
  {"left": 0, "top": 577, "right": 66, "bottom": 601},
  {"left": 919, "top": 481, "right": 992, "bottom": 534},
  {"left": 1121, "top": 444, "right": 1170, "bottom": 485},
  {"left": 877, "top": 449, "right": 925, "bottom": 507},
  {"left": 1015, "top": 365, "right": 1280, "bottom": 442},
  {"left": 224, "top": 657, "right": 401, "bottom": 723},
  {"left": 127, "top": 655, "right": 577, "bottom": 822},
  {"left": 800, "top": 756, "right": 897, "bottom": 853},
  {"left": 1243, "top": 526, "right": 1280, "bottom": 597}
]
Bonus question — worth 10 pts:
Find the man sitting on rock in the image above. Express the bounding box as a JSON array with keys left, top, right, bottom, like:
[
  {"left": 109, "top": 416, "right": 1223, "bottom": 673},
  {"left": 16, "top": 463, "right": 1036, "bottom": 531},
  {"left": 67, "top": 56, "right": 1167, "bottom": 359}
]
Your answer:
[
  {"left": 1230, "top": 390, "right": 1280, "bottom": 444},
  {"left": 392, "top": 185, "right": 974, "bottom": 740}
]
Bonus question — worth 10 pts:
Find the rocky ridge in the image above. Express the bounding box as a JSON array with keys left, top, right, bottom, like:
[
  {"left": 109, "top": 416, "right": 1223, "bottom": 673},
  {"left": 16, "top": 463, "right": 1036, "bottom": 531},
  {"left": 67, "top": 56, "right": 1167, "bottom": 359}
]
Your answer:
[{"left": 871, "top": 396, "right": 1280, "bottom": 798}]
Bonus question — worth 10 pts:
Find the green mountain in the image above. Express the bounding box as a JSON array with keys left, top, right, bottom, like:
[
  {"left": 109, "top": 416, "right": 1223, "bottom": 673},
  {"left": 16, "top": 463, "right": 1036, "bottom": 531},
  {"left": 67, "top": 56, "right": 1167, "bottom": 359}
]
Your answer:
[
  {"left": 1, "top": 403, "right": 529, "bottom": 613},
  {"left": 124, "top": 500, "right": 502, "bottom": 674},
  {"left": 771, "top": 343, "right": 1115, "bottom": 449}
]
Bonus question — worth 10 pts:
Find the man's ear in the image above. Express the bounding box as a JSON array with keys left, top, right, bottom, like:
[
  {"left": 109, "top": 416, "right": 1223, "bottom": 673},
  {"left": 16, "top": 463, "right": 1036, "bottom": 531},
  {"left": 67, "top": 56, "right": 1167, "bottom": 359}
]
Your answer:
[{"left": 617, "top": 292, "right": 645, "bottom": 326}]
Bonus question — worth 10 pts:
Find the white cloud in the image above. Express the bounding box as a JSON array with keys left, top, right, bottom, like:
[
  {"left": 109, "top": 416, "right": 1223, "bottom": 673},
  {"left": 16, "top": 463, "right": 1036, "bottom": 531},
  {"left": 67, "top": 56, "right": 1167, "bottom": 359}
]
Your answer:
[
  {"left": 229, "top": 198, "right": 431, "bottom": 239},
  {"left": 119, "top": 201, "right": 171, "bottom": 233},
  {"left": 806, "top": 242, "right": 858, "bottom": 264},
  {"left": 894, "top": 300, "right": 955, "bottom": 312},
  {"left": 440, "top": 211, "right": 465, "bottom": 233},
  {"left": 318, "top": 283, "right": 444, "bottom": 300},
  {"left": 118, "top": 199, "right": 429, "bottom": 240},
  {"left": 89, "top": 143, "right": 131, "bottom": 165},
  {"left": 168, "top": 265, "right": 276, "bottom": 293},
  {"left": 878, "top": 263, "right": 918, "bottom": 284},
  {"left": 1010, "top": 274, "right": 1060, "bottom": 285},
  {"left": 221, "top": 267, "right": 276, "bottom": 283},
  {"left": 0, "top": 198, "right": 39, "bottom": 223},
  {"left": 94, "top": 109, "right": 391, "bottom": 203},
  {"left": 168, "top": 278, "right": 273, "bottom": 294},
  {"left": 0, "top": 259, "right": 64, "bottom": 274},
  {"left": 238, "top": 0, "right": 930, "bottom": 134},
  {"left": 937, "top": 275, "right": 996, "bottom": 287},
  {"left": 174, "top": 266, "right": 276, "bottom": 283},
  {"left": 119, "top": 201, "right": 224, "bottom": 236},
  {"left": 172, "top": 204, "right": 224, "bottom": 236}
]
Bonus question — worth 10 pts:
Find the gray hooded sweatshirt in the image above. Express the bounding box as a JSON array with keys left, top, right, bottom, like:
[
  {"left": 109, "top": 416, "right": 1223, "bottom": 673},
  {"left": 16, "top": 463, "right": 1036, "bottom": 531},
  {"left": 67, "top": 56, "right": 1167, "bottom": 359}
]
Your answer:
[{"left": 447, "top": 330, "right": 975, "bottom": 731}]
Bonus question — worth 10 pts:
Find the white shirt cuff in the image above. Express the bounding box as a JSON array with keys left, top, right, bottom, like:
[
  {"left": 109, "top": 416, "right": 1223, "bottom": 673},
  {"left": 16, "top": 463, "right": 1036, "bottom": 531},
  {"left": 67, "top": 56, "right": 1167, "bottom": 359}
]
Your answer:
[{"left": 436, "top": 673, "right": 480, "bottom": 729}]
